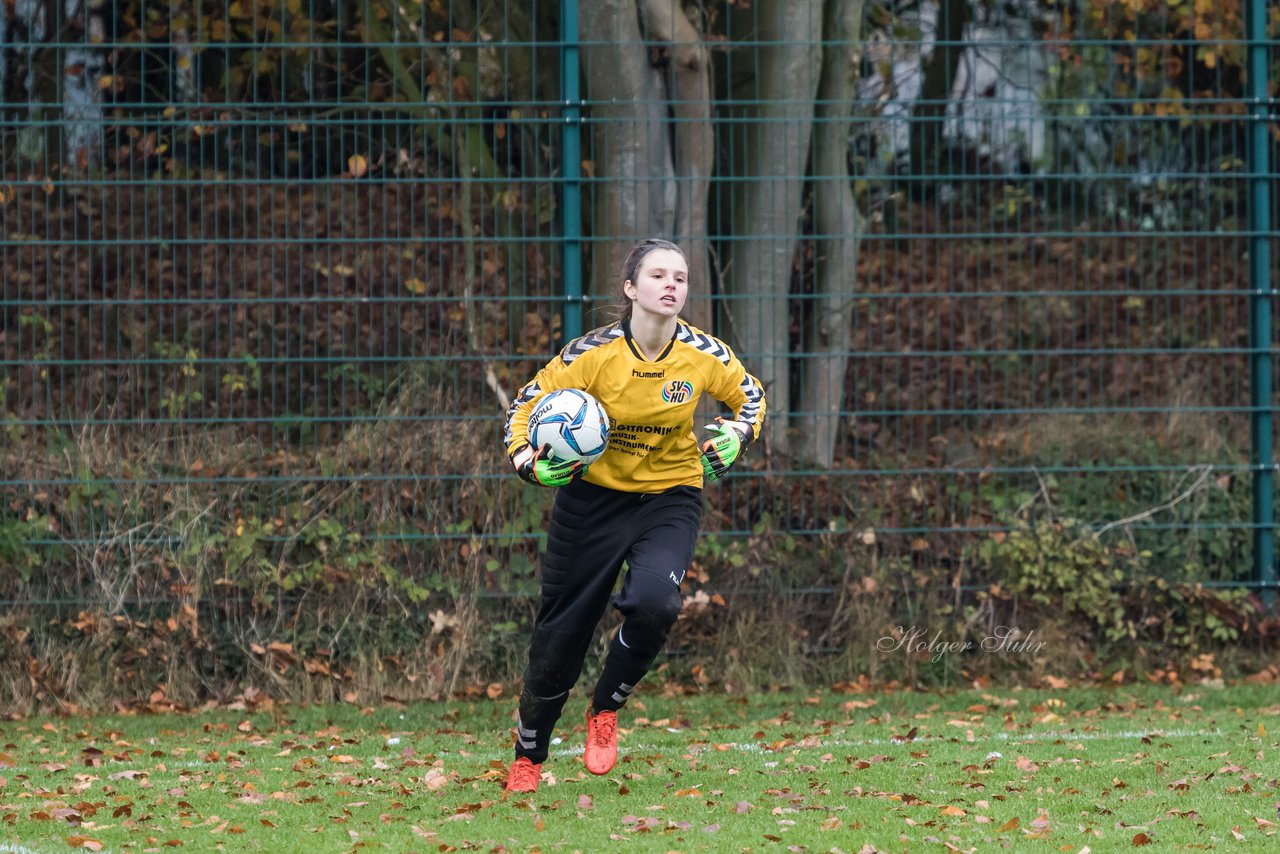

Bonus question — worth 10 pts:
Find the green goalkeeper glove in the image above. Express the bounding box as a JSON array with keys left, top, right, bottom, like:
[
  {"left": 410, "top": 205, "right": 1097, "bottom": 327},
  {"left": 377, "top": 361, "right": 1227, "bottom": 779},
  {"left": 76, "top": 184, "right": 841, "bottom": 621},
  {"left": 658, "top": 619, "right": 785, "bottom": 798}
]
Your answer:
[
  {"left": 511, "top": 443, "right": 585, "bottom": 488},
  {"left": 700, "top": 419, "right": 751, "bottom": 482}
]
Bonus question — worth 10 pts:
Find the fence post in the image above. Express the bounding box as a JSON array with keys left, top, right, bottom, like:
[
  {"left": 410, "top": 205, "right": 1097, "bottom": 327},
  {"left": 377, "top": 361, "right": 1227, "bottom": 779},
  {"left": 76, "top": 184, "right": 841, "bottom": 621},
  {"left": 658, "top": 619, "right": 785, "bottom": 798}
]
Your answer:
[
  {"left": 1246, "top": 0, "right": 1275, "bottom": 605},
  {"left": 560, "top": 0, "right": 584, "bottom": 340}
]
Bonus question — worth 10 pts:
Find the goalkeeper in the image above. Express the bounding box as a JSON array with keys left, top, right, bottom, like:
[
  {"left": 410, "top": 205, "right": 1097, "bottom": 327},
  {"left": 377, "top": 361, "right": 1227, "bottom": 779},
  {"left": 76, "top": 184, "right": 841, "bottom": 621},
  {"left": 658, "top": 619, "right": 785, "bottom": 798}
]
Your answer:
[{"left": 500, "top": 238, "right": 766, "bottom": 793}]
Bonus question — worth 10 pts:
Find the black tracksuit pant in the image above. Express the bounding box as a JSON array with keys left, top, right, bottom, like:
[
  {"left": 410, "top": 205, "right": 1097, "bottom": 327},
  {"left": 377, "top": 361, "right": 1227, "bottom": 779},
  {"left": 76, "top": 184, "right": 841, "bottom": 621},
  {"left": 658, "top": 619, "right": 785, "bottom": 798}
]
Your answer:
[{"left": 513, "top": 478, "right": 702, "bottom": 764}]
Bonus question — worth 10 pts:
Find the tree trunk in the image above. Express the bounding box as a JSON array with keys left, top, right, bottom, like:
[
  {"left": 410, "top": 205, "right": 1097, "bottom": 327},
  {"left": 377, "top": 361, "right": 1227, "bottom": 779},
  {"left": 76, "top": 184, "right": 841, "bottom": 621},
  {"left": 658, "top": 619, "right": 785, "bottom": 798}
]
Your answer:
[
  {"left": 909, "top": 0, "right": 969, "bottom": 182},
  {"left": 722, "top": 0, "right": 822, "bottom": 459},
  {"left": 581, "top": 0, "right": 673, "bottom": 314},
  {"left": 580, "top": 0, "right": 714, "bottom": 331},
  {"left": 502, "top": 1, "right": 560, "bottom": 183},
  {"left": 169, "top": 0, "right": 199, "bottom": 105},
  {"left": 63, "top": 0, "right": 108, "bottom": 170},
  {"left": 797, "top": 0, "right": 866, "bottom": 467},
  {"left": 494, "top": 1, "right": 561, "bottom": 321},
  {"left": 11, "top": 0, "right": 54, "bottom": 170},
  {"left": 0, "top": 2, "right": 11, "bottom": 100},
  {"left": 639, "top": 0, "right": 713, "bottom": 331}
]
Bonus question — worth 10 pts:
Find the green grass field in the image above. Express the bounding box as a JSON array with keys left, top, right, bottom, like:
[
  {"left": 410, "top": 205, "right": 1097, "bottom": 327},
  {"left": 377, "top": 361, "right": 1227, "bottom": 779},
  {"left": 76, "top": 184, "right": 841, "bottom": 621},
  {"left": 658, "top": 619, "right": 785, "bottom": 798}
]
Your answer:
[{"left": 1, "top": 682, "right": 1277, "bottom": 852}]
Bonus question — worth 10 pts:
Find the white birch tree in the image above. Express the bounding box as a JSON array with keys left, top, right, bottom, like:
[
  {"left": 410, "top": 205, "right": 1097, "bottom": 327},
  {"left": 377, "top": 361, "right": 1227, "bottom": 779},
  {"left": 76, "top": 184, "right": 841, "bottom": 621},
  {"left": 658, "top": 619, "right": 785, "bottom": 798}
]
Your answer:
[{"left": 62, "top": 0, "right": 108, "bottom": 170}]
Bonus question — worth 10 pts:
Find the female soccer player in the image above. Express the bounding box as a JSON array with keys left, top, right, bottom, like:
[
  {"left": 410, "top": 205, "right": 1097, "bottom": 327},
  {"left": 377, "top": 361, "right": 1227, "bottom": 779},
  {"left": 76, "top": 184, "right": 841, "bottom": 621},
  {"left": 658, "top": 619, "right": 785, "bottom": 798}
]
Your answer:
[{"left": 500, "top": 238, "right": 766, "bottom": 793}]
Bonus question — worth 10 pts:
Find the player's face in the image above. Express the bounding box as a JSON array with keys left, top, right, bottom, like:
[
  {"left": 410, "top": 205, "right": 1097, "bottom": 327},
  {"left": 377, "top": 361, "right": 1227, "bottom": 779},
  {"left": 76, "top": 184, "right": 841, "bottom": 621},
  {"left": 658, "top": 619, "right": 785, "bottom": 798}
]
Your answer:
[{"left": 624, "top": 248, "right": 688, "bottom": 320}]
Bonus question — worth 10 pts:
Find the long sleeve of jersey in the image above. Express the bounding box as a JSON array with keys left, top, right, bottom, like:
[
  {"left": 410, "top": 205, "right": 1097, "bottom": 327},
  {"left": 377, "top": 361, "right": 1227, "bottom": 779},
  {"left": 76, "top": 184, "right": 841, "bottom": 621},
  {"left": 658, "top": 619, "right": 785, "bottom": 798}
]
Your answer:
[{"left": 504, "top": 320, "right": 766, "bottom": 492}]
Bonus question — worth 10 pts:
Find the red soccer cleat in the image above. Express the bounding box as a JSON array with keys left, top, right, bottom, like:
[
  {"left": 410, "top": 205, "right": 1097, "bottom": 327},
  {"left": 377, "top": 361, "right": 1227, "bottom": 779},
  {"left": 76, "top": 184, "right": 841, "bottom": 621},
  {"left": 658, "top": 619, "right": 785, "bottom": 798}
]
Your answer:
[
  {"left": 584, "top": 708, "right": 618, "bottom": 775},
  {"left": 504, "top": 756, "right": 542, "bottom": 793}
]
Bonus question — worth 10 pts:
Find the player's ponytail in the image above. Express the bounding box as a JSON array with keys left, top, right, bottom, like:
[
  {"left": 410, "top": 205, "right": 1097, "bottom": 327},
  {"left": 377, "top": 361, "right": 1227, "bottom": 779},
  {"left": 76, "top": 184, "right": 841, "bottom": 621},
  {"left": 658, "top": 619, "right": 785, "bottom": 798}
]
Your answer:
[{"left": 615, "top": 238, "right": 686, "bottom": 325}]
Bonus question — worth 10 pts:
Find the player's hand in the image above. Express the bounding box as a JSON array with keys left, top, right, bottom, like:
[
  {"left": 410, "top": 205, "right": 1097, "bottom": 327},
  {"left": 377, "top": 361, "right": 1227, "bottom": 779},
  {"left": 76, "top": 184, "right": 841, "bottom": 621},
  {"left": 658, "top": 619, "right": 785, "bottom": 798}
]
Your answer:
[
  {"left": 700, "top": 419, "right": 751, "bottom": 482},
  {"left": 511, "top": 443, "right": 585, "bottom": 487}
]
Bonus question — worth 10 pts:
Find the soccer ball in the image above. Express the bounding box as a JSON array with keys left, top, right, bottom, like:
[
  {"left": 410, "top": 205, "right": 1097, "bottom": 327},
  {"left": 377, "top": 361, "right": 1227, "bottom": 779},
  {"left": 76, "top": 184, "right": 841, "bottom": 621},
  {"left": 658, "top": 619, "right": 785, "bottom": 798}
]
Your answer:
[{"left": 527, "top": 388, "right": 611, "bottom": 465}]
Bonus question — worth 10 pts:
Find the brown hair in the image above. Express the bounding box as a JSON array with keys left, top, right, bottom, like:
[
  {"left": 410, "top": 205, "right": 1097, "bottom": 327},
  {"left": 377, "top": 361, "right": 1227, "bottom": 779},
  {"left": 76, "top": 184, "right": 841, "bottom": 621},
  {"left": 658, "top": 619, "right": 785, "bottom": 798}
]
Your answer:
[{"left": 616, "top": 238, "right": 687, "bottom": 323}]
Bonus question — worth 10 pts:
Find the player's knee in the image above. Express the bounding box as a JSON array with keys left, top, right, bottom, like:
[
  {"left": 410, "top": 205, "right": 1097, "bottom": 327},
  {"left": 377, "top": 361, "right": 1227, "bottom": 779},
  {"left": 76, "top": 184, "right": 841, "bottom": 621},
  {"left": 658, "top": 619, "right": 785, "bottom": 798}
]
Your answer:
[
  {"left": 654, "top": 589, "right": 684, "bottom": 626},
  {"left": 624, "top": 588, "right": 683, "bottom": 636}
]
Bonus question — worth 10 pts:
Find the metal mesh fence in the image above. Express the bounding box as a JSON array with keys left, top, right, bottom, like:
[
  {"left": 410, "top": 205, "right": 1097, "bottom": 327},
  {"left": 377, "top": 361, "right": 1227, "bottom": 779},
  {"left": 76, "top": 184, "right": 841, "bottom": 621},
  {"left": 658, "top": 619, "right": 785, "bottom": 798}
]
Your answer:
[{"left": 0, "top": 0, "right": 1276, "bottom": 614}]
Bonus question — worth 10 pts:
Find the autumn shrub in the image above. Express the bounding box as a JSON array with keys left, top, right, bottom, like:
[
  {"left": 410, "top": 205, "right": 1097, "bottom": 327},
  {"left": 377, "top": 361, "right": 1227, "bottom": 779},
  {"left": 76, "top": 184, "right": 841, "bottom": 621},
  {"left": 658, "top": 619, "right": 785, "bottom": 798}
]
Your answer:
[
  {"left": 1, "top": 438, "right": 1272, "bottom": 714},
  {"left": 660, "top": 435, "right": 1271, "bottom": 693},
  {"left": 3, "top": 369, "right": 1271, "bottom": 714},
  {"left": 980, "top": 517, "right": 1132, "bottom": 642},
  {"left": 0, "top": 370, "right": 547, "bottom": 713}
]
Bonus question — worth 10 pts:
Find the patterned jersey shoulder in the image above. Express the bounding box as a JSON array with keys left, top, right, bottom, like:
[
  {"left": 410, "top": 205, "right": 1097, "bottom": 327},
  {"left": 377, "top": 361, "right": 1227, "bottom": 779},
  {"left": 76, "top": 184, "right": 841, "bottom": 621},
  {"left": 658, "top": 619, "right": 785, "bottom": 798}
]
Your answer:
[
  {"left": 560, "top": 322, "right": 626, "bottom": 365},
  {"left": 674, "top": 320, "right": 735, "bottom": 366}
]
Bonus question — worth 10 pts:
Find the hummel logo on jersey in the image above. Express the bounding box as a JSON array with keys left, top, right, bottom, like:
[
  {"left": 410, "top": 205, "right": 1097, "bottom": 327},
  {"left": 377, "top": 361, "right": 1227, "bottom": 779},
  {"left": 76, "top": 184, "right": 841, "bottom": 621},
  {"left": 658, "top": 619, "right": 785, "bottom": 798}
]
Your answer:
[{"left": 661, "top": 380, "right": 693, "bottom": 404}]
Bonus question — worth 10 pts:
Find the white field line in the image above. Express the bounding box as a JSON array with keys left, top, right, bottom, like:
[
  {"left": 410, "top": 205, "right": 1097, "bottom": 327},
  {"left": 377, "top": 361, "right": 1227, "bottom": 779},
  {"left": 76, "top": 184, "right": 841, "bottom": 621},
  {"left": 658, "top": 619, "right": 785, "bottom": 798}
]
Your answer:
[
  {"left": 0, "top": 727, "right": 1229, "bottom": 775},
  {"left": 541, "top": 725, "right": 1227, "bottom": 759},
  {"left": 158, "top": 724, "right": 1241, "bottom": 764}
]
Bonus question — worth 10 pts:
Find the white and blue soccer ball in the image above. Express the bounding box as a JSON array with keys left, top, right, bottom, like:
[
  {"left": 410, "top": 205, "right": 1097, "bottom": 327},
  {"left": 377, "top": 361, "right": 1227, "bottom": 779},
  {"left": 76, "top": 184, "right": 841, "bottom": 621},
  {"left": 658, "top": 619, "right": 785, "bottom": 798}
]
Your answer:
[{"left": 527, "top": 388, "right": 611, "bottom": 465}]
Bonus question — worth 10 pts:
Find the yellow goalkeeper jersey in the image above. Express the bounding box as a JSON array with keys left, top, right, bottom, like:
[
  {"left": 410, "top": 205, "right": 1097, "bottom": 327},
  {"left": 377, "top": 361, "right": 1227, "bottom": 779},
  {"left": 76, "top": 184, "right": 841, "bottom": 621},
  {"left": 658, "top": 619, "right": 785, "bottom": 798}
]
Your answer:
[{"left": 504, "top": 319, "right": 766, "bottom": 492}]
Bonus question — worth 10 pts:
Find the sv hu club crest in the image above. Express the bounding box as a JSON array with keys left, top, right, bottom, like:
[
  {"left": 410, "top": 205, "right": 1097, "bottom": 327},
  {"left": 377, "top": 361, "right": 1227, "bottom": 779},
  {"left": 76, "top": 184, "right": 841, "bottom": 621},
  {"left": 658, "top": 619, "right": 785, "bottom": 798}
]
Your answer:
[{"left": 661, "top": 380, "right": 693, "bottom": 404}]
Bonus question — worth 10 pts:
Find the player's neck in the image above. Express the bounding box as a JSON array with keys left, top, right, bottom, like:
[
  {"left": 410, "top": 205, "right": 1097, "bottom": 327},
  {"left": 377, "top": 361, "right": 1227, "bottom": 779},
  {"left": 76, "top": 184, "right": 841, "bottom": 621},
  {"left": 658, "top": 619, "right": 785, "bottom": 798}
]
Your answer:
[{"left": 627, "top": 312, "right": 677, "bottom": 361}]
